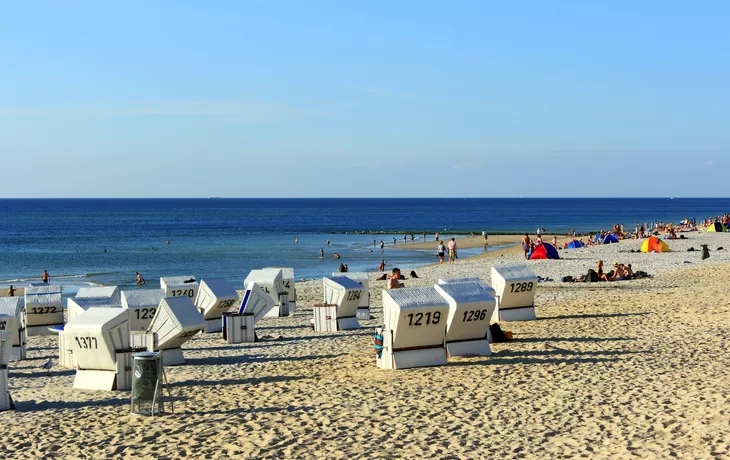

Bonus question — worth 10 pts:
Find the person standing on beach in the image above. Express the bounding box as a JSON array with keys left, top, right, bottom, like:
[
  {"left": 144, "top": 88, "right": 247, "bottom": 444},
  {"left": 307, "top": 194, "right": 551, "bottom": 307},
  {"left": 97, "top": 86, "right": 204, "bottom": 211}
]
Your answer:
[
  {"left": 7, "top": 285, "right": 16, "bottom": 297},
  {"left": 378, "top": 259, "right": 386, "bottom": 271},
  {"left": 437, "top": 241, "right": 446, "bottom": 264},
  {"left": 435, "top": 232, "right": 439, "bottom": 241},
  {"left": 552, "top": 236, "right": 558, "bottom": 248},
  {"left": 380, "top": 240, "right": 385, "bottom": 252},
  {"left": 136, "top": 272, "right": 146, "bottom": 285},
  {"left": 41, "top": 270, "right": 50, "bottom": 283},
  {"left": 404, "top": 234, "right": 407, "bottom": 245},
  {"left": 319, "top": 248, "right": 324, "bottom": 258},
  {"left": 423, "top": 231, "right": 427, "bottom": 241},
  {"left": 522, "top": 234, "right": 531, "bottom": 259},
  {"left": 447, "top": 238, "right": 457, "bottom": 264},
  {"left": 482, "top": 231, "right": 488, "bottom": 250}
]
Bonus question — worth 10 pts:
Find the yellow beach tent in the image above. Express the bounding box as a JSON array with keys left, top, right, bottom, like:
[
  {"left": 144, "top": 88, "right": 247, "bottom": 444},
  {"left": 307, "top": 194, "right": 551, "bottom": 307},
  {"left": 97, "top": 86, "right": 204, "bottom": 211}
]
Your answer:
[
  {"left": 706, "top": 223, "right": 726, "bottom": 232},
  {"left": 640, "top": 236, "right": 670, "bottom": 253}
]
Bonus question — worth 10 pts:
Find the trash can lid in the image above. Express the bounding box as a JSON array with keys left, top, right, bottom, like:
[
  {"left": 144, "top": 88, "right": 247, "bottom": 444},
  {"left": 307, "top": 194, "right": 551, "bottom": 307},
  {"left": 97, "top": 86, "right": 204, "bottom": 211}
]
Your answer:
[{"left": 133, "top": 352, "right": 161, "bottom": 359}]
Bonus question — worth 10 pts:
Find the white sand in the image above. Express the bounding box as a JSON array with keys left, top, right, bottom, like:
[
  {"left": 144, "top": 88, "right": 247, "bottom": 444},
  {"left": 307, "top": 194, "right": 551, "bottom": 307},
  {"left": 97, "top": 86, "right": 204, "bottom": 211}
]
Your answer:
[{"left": 1, "top": 232, "right": 730, "bottom": 458}]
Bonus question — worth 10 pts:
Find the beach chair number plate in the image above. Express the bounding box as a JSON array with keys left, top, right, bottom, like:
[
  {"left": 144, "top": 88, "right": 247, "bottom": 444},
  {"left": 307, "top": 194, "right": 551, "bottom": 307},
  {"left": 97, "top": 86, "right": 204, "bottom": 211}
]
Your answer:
[
  {"left": 217, "top": 299, "right": 237, "bottom": 310},
  {"left": 462, "top": 310, "right": 490, "bottom": 322},
  {"left": 509, "top": 282, "right": 534, "bottom": 293},
  {"left": 406, "top": 311, "right": 441, "bottom": 327},
  {"left": 75, "top": 337, "right": 99, "bottom": 349},
  {"left": 0, "top": 321, "right": 6, "bottom": 330},
  {"left": 346, "top": 291, "right": 362, "bottom": 302},
  {"left": 135, "top": 308, "right": 156, "bottom": 320},
  {"left": 170, "top": 289, "right": 195, "bottom": 298},
  {"left": 30, "top": 306, "right": 58, "bottom": 314}
]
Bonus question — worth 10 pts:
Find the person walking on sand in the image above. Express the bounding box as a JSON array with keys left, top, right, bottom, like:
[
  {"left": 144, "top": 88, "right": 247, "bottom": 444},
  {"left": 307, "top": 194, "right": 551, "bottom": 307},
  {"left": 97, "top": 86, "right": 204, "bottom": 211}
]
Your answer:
[
  {"left": 41, "top": 269, "right": 50, "bottom": 283},
  {"left": 447, "top": 238, "right": 457, "bottom": 264},
  {"left": 136, "top": 272, "right": 146, "bottom": 285},
  {"left": 437, "top": 241, "right": 446, "bottom": 264}
]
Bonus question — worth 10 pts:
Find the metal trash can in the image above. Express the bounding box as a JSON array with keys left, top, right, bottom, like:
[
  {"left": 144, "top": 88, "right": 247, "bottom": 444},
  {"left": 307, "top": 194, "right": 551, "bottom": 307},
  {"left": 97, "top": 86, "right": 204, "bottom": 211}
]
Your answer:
[{"left": 131, "top": 352, "right": 164, "bottom": 416}]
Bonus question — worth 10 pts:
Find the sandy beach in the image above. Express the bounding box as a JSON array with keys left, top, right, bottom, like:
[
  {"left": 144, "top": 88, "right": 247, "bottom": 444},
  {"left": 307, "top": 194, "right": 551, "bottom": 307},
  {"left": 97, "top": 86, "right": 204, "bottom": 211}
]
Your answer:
[{"left": 2, "top": 232, "right": 730, "bottom": 458}]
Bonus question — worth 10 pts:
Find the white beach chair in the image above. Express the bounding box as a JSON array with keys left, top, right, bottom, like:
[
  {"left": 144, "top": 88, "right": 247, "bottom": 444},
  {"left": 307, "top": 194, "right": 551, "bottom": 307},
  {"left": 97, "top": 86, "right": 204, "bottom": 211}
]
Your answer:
[
  {"left": 244, "top": 269, "right": 288, "bottom": 317},
  {"left": 223, "top": 282, "right": 276, "bottom": 344},
  {"left": 376, "top": 286, "right": 449, "bottom": 369},
  {"left": 265, "top": 267, "right": 297, "bottom": 313},
  {"left": 24, "top": 284, "right": 64, "bottom": 336},
  {"left": 0, "top": 297, "right": 26, "bottom": 361},
  {"left": 491, "top": 265, "right": 538, "bottom": 321},
  {"left": 332, "top": 272, "right": 371, "bottom": 320},
  {"left": 120, "top": 289, "right": 166, "bottom": 332},
  {"left": 67, "top": 297, "right": 123, "bottom": 323},
  {"left": 160, "top": 276, "right": 199, "bottom": 300},
  {"left": 313, "top": 277, "right": 364, "bottom": 332},
  {"left": 75, "top": 286, "right": 121, "bottom": 303},
  {"left": 133, "top": 297, "right": 205, "bottom": 366},
  {"left": 0, "top": 331, "right": 14, "bottom": 411},
  {"left": 438, "top": 277, "right": 499, "bottom": 323},
  {"left": 434, "top": 282, "right": 496, "bottom": 357},
  {"left": 194, "top": 278, "right": 239, "bottom": 333},
  {"left": 64, "top": 308, "right": 133, "bottom": 391}
]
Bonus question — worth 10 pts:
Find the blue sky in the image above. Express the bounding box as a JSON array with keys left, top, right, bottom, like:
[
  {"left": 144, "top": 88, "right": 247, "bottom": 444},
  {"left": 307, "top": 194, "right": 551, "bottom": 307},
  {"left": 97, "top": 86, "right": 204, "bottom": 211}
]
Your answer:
[{"left": 1, "top": 1, "right": 728, "bottom": 197}]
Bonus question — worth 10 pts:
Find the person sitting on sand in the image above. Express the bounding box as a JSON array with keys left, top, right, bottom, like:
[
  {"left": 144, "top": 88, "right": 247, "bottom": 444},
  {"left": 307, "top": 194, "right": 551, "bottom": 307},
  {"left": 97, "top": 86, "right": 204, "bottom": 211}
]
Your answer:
[
  {"left": 41, "top": 269, "right": 50, "bottom": 283},
  {"left": 387, "top": 268, "right": 404, "bottom": 289},
  {"left": 409, "top": 270, "right": 419, "bottom": 279},
  {"left": 136, "top": 272, "right": 146, "bottom": 285},
  {"left": 610, "top": 262, "right": 628, "bottom": 281},
  {"left": 7, "top": 285, "right": 15, "bottom": 297}
]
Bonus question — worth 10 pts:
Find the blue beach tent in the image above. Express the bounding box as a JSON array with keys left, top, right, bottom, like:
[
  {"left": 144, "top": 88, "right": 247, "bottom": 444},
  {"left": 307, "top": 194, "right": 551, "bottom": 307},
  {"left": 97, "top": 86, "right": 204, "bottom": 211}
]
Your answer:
[
  {"left": 566, "top": 240, "right": 584, "bottom": 249},
  {"left": 602, "top": 234, "right": 619, "bottom": 244}
]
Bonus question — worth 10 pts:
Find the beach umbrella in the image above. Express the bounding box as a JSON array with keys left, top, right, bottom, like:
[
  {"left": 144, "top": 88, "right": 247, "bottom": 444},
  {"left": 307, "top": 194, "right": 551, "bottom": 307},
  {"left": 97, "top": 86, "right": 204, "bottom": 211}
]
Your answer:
[{"left": 640, "top": 236, "right": 670, "bottom": 253}]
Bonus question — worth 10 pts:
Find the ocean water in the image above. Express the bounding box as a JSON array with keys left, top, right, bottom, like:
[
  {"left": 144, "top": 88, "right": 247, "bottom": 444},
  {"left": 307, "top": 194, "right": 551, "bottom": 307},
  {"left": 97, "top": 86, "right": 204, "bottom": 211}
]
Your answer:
[{"left": 0, "top": 198, "right": 728, "bottom": 291}]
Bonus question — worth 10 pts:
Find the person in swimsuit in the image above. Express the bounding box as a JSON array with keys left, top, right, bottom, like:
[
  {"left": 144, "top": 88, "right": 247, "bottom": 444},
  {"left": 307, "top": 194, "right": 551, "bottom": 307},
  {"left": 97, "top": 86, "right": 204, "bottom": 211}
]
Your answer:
[
  {"left": 447, "top": 238, "right": 457, "bottom": 265},
  {"left": 7, "top": 285, "right": 16, "bottom": 297},
  {"left": 136, "top": 272, "right": 146, "bottom": 285},
  {"left": 437, "top": 241, "right": 446, "bottom": 264},
  {"left": 378, "top": 259, "right": 386, "bottom": 271},
  {"left": 521, "top": 234, "right": 531, "bottom": 259},
  {"left": 319, "top": 248, "right": 324, "bottom": 258},
  {"left": 41, "top": 270, "right": 50, "bottom": 283},
  {"left": 387, "top": 268, "right": 404, "bottom": 289}
]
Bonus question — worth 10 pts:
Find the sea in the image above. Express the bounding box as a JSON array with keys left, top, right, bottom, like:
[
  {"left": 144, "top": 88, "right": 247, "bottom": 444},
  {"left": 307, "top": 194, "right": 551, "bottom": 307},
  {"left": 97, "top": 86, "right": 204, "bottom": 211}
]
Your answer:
[{"left": 1, "top": 198, "right": 728, "bottom": 293}]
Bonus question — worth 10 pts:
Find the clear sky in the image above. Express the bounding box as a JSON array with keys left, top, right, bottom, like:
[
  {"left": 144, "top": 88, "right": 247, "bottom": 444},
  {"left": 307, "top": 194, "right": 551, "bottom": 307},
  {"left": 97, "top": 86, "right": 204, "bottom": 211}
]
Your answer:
[{"left": 1, "top": 1, "right": 728, "bottom": 198}]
